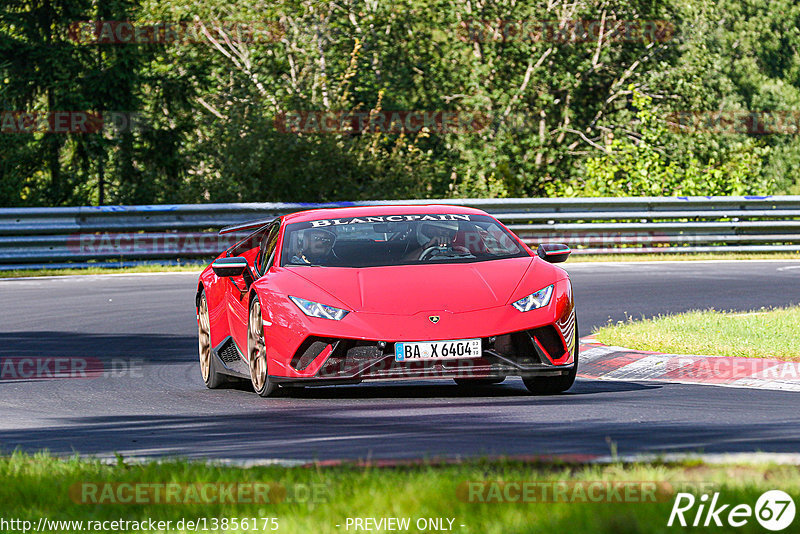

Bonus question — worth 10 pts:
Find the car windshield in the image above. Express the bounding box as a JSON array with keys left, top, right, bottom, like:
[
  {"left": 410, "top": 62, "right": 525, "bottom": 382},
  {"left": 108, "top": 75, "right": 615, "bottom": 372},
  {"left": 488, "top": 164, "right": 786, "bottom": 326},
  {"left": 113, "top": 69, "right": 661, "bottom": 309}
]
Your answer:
[{"left": 280, "top": 214, "right": 528, "bottom": 268}]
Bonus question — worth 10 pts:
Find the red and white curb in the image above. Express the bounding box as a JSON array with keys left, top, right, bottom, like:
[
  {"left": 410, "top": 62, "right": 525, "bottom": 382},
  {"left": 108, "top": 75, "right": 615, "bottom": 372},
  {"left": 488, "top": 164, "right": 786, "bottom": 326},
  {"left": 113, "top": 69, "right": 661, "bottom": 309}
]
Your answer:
[{"left": 578, "top": 336, "right": 800, "bottom": 392}]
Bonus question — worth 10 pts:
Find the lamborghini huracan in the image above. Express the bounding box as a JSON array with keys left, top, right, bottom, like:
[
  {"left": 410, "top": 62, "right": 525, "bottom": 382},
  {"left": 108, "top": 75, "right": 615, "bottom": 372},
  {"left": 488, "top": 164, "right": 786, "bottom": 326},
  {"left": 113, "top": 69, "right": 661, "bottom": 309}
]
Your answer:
[{"left": 196, "top": 205, "right": 577, "bottom": 396}]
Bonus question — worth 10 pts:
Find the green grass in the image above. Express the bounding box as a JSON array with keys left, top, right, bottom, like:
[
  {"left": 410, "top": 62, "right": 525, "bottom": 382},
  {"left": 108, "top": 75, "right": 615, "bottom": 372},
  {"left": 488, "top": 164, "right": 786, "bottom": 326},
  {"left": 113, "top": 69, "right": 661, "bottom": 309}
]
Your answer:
[
  {"left": 593, "top": 306, "right": 800, "bottom": 360},
  {"left": 2, "top": 453, "right": 799, "bottom": 533}
]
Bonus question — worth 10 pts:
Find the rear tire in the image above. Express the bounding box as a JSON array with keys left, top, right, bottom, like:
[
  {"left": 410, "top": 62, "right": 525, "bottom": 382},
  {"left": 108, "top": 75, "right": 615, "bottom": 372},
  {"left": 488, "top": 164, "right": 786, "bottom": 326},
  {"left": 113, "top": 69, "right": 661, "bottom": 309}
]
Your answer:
[
  {"left": 453, "top": 377, "right": 505, "bottom": 386},
  {"left": 523, "top": 318, "right": 579, "bottom": 395},
  {"left": 198, "top": 291, "right": 225, "bottom": 389},
  {"left": 248, "top": 296, "right": 278, "bottom": 397}
]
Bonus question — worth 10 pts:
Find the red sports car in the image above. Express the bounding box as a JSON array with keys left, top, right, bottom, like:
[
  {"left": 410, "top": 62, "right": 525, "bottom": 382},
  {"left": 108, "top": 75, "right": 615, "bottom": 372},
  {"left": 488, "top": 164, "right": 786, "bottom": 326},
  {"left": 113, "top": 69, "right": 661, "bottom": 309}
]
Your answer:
[{"left": 195, "top": 205, "right": 577, "bottom": 396}]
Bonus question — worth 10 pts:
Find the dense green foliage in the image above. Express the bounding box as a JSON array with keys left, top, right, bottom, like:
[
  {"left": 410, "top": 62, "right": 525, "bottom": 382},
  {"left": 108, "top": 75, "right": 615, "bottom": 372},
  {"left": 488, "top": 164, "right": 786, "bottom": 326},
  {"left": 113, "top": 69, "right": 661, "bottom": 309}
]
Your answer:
[{"left": 2, "top": 0, "right": 799, "bottom": 206}]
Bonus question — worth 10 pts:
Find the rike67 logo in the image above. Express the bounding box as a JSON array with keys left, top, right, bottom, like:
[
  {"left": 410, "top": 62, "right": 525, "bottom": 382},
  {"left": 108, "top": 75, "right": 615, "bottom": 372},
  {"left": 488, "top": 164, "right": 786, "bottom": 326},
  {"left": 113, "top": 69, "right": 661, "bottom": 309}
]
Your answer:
[{"left": 668, "top": 490, "right": 796, "bottom": 531}]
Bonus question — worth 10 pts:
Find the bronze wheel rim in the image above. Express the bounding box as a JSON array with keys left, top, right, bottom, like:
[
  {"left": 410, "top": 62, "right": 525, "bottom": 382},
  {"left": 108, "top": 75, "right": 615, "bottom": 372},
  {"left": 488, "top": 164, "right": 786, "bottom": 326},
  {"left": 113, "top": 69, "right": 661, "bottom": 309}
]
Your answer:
[
  {"left": 198, "top": 296, "right": 211, "bottom": 381},
  {"left": 248, "top": 299, "right": 267, "bottom": 391}
]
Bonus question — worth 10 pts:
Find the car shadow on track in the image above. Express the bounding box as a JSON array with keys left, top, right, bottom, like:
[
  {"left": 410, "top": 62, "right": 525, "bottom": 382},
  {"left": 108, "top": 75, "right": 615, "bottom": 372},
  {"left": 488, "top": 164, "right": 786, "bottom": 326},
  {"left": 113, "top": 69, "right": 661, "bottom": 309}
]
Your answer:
[
  {"left": 270, "top": 378, "right": 660, "bottom": 400},
  {"left": 2, "top": 391, "right": 799, "bottom": 462}
]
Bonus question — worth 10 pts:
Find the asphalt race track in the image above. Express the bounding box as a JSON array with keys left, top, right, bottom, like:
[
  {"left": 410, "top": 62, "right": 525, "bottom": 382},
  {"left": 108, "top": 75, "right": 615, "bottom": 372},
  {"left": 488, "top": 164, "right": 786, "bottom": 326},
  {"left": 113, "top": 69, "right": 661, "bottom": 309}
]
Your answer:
[{"left": 1, "top": 260, "right": 799, "bottom": 461}]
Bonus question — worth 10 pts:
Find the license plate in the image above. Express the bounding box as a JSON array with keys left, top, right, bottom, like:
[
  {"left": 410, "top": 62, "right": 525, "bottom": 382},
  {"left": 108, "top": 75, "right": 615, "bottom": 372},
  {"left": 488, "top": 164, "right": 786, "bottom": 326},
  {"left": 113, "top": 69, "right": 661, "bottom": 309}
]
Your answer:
[{"left": 394, "top": 338, "right": 482, "bottom": 362}]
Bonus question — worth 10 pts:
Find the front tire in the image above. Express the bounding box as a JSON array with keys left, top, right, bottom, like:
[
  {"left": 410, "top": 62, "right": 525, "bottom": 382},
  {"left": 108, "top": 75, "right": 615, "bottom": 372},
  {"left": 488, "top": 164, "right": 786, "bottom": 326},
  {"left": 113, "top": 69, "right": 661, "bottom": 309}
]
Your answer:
[
  {"left": 198, "top": 291, "right": 225, "bottom": 389},
  {"left": 248, "top": 296, "right": 278, "bottom": 397}
]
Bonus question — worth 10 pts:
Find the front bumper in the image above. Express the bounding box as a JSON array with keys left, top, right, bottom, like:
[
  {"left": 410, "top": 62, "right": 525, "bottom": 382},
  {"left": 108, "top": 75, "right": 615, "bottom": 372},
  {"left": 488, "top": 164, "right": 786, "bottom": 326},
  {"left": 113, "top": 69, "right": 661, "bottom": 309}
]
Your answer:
[
  {"left": 270, "top": 321, "right": 575, "bottom": 386},
  {"left": 264, "top": 276, "right": 576, "bottom": 381}
]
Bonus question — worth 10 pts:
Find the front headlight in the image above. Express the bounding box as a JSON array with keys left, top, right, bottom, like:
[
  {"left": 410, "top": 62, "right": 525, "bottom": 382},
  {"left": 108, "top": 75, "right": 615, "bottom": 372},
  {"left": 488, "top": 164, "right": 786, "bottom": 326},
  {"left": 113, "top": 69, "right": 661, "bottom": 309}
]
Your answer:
[
  {"left": 511, "top": 285, "right": 553, "bottom": 312},
  {"left": 289, "top": 296, "right": 350, "bottom": 320}
]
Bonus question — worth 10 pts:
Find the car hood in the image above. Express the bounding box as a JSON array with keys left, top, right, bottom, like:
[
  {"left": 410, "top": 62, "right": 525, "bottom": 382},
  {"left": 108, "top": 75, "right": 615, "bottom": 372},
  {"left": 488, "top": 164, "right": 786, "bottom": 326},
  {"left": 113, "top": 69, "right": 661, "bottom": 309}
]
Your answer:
[{"left": 283, "top": 257, "right": 553, "bottom": 314}]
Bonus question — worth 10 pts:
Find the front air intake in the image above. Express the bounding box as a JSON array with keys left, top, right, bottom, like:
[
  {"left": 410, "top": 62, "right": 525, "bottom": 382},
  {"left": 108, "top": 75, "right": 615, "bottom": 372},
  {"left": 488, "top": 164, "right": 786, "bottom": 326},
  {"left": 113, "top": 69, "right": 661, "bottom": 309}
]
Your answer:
[
  {"left": 291, "top": 337, "right": 336, "bottom": 370},
  {"left": 530, "top": 325, "right": 567, "bottom": 361}
]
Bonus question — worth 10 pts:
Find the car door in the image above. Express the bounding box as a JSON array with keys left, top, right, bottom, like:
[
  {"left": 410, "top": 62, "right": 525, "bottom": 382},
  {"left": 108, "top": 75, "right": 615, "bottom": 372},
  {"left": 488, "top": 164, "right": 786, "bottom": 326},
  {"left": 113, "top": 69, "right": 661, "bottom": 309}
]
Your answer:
[{"left": 227, "top": 221, "right": 280, "bottom": 353}]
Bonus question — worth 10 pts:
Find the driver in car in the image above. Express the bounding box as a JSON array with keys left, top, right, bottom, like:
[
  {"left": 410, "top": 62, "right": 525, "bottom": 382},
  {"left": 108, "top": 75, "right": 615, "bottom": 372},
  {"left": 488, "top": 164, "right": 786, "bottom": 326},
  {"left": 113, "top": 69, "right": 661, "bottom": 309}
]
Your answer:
[
  {"left": 291, "top": 228, "right": 336, "bottom": 265},
  {"left": 403, "top": 222, "right": 467, "bottom": 261}
]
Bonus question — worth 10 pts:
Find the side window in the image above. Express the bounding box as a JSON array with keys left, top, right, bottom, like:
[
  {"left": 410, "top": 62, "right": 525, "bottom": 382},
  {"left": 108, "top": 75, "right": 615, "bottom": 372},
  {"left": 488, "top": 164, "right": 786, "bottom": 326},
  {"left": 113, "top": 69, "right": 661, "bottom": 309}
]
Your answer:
[{"left": 257, "top": 223, "right": 280, "bottom": 275}]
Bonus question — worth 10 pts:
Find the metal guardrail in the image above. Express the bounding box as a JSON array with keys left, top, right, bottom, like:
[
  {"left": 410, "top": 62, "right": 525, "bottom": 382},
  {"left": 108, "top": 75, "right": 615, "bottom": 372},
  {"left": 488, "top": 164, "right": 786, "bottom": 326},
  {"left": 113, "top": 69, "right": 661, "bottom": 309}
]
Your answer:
[{"left": 1, "top": 196, "right": 799, "bottom": 269}]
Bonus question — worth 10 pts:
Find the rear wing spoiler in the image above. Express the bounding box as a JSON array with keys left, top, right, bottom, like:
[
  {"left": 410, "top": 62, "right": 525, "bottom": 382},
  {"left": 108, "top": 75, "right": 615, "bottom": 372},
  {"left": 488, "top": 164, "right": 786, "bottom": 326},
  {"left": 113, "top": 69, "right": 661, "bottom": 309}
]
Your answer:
[{"left": 219, "top": 217, "right": 277, "bottom": 235}]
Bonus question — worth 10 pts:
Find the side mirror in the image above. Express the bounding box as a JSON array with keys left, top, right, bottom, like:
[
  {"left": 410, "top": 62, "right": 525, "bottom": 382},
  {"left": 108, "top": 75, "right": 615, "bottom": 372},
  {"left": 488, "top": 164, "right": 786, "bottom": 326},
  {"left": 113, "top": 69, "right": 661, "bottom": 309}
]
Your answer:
[
  {"left": 537, "top": 243, "right": 571, "bottom": 264},
  {"left": 212, "top": 257, "right": 248, "bottom": 277}
]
